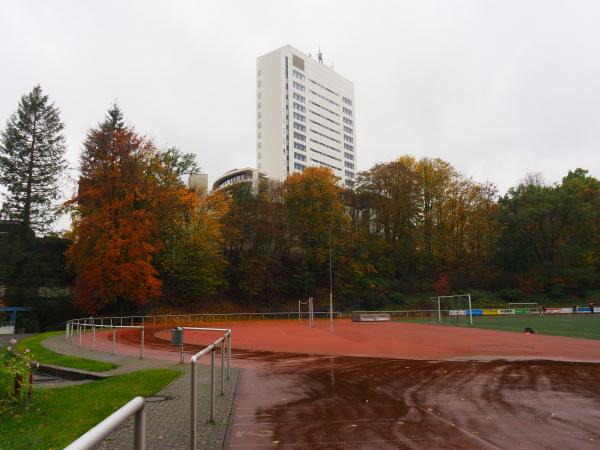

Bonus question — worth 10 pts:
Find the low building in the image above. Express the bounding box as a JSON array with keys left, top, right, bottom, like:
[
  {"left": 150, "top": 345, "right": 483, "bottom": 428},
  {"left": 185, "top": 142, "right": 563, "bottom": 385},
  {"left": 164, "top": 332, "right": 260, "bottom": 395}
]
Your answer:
[
  {"left": 212, "top": 167, "right": 267, "bottom": 192},
  {"left": 187, "top": 173, "right": 209, "bottom": 195}
]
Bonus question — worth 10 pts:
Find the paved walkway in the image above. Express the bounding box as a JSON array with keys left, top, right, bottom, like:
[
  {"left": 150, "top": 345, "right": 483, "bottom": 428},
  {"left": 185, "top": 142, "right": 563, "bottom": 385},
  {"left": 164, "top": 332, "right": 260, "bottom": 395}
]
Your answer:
[
  {"left": 40, "top": 333, "right": 240, "bottom": 449},
  {"left": 98, "top": 364, "right": 240, "bottom": 450},
  {"left": 44, "top": 333, "right": 179, "bottom": 375}
]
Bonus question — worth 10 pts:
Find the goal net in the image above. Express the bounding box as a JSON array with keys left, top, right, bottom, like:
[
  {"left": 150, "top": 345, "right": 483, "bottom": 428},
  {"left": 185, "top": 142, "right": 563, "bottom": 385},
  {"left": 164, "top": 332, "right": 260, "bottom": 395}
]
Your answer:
[
  {"left": 298, "top": 297, "right": 314, "bottom": 328},
  {"left": 508, "top": 302, "right": 538, "bottom": 312},
  {"left": 431, "top": 294, "right": 473, "bottom": 326}
]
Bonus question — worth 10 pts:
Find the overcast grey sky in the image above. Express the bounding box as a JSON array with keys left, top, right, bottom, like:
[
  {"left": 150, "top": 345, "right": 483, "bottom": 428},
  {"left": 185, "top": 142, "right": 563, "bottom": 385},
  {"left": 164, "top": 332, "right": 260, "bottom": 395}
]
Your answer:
[{"left": 2, "top": 0, "right": 600, "bottom": 214}]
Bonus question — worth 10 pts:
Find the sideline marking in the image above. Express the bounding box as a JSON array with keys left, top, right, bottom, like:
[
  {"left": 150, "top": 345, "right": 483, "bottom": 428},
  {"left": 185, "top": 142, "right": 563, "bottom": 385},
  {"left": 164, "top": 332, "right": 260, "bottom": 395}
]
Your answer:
[{"left": 414, "top": 404, "right": 500, "bottom": 450}]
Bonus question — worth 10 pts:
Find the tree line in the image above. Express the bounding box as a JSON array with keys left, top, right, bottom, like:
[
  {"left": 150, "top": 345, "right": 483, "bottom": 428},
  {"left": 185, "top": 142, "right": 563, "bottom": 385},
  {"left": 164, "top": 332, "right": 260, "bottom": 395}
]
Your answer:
[{"left": 2, "top": 86, "right": 599, "bottom": 317}]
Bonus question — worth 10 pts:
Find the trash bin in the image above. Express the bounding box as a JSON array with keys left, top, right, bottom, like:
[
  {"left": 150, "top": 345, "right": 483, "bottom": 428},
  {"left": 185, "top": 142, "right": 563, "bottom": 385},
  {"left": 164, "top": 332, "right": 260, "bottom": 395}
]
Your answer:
[{"left": 171, "top": 327, "right": 184, "bottom": 346}]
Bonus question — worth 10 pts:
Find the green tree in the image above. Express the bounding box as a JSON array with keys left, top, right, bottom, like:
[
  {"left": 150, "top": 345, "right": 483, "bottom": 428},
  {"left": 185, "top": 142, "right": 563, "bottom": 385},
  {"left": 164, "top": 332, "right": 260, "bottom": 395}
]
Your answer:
[
  {"left": 283, "top": 167, "right": 349, "bottom": 297},
  {"left": 0, "top": 85, "right": 67, "bottom": 234}
]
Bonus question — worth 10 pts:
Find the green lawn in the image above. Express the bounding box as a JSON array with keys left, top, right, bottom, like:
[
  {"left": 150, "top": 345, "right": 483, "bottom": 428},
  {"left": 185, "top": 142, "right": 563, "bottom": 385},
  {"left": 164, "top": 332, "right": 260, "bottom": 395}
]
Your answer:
[
  {"left": 394, "top": 314, "right": 600, "bottom": 339},
  {"left": 0, "top": 369, "right": 182, "bottom": 450},
  {"left": 15, "top": 331, "right": 117, "bottom": 372}
]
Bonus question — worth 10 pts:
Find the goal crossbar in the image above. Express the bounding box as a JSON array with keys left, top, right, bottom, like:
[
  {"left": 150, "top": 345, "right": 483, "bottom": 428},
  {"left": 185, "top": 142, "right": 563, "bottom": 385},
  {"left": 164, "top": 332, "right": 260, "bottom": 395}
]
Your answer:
[{"left": 433, "top": 294, "right": 473, "bottom": 326}]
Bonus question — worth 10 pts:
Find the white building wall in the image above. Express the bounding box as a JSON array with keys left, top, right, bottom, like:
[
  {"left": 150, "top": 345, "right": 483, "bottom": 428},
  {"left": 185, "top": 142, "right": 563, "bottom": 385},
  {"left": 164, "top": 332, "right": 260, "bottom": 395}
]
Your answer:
[{"left": 256, "top": 45, "right": 356, "bottom": 188}]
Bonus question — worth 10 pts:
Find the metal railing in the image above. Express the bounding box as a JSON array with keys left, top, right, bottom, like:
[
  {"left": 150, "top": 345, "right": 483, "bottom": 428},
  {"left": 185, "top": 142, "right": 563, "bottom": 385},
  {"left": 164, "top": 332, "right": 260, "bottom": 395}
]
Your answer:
[
  {"left": 66, "top": 319, "right": 145, "bottom": 358},
  {"left": 68, "top": 310, "right": 342, "bottom": 327},
  {"left": 64, "top": 396, "right": 145, "bottom": 450},
  {"left": 65, "top": 311, "right": 342, "bottom": 357},
  {"left": 185, "top": 327, "right": 232, "bottom": 450}
]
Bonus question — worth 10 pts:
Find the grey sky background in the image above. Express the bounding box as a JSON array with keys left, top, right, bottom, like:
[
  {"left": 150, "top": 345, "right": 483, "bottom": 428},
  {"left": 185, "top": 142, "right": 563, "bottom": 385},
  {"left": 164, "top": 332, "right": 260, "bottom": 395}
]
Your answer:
[{"left": 2, "top": 0, "right": 600, "bottom": 231}]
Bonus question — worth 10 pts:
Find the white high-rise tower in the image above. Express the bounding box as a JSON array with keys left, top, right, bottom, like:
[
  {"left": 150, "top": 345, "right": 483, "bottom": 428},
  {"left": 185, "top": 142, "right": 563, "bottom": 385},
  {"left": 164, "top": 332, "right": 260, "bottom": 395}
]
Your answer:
[{"left": 256, "top": 45, "right": 356, "bottom": 188}]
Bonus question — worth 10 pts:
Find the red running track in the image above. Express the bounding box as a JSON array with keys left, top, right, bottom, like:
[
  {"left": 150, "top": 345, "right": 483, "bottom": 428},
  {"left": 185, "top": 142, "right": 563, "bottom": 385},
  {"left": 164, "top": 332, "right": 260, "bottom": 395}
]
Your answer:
[
  {"left": 154, "top": 318, "right": 600, "bottom": 363},
  {"left": 75, "top": 320, "right": 600, "bottom": 449}
]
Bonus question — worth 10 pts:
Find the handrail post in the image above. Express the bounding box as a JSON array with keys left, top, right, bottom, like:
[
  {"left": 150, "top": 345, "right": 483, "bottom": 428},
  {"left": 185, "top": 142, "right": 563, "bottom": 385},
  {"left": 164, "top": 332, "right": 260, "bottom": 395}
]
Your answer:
[
  {"left": 92, "top": 325, "right": 96, "bottom": 351},
  {"left": 140, "top": 327, "right": 144, "bottom": 359},
  {"left": 190, "top": 358, "right": 197, "bottom": 450},
  {"left": 227, "top": 332, "right": 231, "bottom": 380},
  {"left": 134, "top": 402, "right": 145, "bottom": 450},
  {"left": 220, "top": 339, "right": 225, "bottom": 396},
  {"left": 112, "top": 328, "right": 116, "bottom": 355},
  {"left": 210, "top": 348, "right": 215, "bottom": 423},
  {"left": 79, "top": 323, "right": 82, "bottom": 346}
]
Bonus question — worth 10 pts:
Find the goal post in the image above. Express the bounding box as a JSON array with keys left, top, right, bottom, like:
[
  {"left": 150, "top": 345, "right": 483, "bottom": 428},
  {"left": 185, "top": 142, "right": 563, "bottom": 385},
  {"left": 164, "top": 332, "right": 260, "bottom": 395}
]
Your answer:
[
  {"left": 432, "top": 294, "right": 473, "bottom": 326},
  {"left": 508, "top": 302, "right": 538, "bottom": 310},
  {"left": 298, "top": 297, "right": 314, "bottom": 328}
]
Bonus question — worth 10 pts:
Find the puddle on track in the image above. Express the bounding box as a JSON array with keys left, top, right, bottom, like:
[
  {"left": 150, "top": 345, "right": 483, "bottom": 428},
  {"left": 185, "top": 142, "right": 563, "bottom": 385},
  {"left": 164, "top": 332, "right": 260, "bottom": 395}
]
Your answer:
[{"left": 230, "top": 353, "right": 600, "bottom": 449}]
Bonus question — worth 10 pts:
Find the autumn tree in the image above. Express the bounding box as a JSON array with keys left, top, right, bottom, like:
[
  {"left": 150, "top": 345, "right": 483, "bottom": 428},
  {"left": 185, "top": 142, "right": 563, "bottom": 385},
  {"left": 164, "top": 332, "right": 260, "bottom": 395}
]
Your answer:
[
  {"left": 497, "top": 169, "right": 600, "bottom": 291},
  {"left": 159, "top": 190, "right": 230, "bottom": 306},
  {"left": 66, "top": 106, "right": 197, "bottom": 313},
  {"left": 0, "top": 85, "right": 67, "bottom": 235},
  {"left": 283, "top": 167, "right": 349, "bottom": 297},
  {"left": 221, "top": 180, "right": 287, "bottom": 303}
]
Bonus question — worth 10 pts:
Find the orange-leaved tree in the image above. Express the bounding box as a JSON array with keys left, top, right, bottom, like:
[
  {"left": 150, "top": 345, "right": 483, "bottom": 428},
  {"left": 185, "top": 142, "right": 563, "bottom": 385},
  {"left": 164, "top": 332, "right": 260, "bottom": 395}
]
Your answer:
[
  {"left": 65, "top": 106, "right": 197, "bottom": 313},
  {"left": 282, "top": 166, "right": 349, "bottom": 295}
]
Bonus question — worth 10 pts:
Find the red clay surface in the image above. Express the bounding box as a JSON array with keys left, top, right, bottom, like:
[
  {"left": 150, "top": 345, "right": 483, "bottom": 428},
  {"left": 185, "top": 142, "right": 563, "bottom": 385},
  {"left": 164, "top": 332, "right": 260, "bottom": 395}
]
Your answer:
[
  {"left": 155, "top": 318, "right": 600, "bottom": 363},
  {"left": 75, "top": 320, "right": 600, "bottom": 449},
  {"left": 229, "top": 353, "right": 600, "bottom": 449}
]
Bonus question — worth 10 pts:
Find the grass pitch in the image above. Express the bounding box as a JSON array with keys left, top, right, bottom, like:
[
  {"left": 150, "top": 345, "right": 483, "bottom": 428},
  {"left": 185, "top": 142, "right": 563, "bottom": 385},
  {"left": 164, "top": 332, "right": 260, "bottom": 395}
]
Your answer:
[{"left": 394, "top": 314, "right": 600, "bottom": 340}]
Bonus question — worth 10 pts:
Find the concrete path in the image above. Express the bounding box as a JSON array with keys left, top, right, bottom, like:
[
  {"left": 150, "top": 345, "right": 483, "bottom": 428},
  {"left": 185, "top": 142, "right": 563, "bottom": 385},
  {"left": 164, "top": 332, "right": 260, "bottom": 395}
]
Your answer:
[
  {"left": 43, "top": 333, "right": 179, "bottom": 375},
  {"left": 40, "top": 332, "right": 240, "bottom": 449},
  {"left": 98, "top": 365, "right": 240, "bottom": 450}
]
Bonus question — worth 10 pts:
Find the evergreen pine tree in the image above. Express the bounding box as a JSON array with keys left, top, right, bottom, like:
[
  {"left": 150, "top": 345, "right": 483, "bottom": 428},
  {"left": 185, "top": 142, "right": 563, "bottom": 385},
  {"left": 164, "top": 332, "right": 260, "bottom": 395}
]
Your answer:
[
  {"left": 80, "top": 104, "right": 126, "bottom": 178},
  {"left": 0, "top": 85, "right": 67, "bottom": 234}
]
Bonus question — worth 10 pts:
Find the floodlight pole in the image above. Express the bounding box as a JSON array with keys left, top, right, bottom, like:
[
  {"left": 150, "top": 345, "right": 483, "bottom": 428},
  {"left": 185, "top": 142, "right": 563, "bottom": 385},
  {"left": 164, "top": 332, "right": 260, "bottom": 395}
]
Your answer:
[{"left": 329, "top": 225, "right": 333, "bottom": 334}]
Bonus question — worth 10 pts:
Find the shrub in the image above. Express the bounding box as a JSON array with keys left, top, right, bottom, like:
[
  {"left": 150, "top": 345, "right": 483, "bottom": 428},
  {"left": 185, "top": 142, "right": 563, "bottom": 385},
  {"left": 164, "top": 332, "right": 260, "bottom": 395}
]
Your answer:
[
  {"left": 0, "top": 338, "right": 38, "bottom": 405},
  {"left": 388, "top": 292, "right": 407, "bottom": 305},
  {"left": 499, "top": 289, "right": 523, "bottom": 302}
]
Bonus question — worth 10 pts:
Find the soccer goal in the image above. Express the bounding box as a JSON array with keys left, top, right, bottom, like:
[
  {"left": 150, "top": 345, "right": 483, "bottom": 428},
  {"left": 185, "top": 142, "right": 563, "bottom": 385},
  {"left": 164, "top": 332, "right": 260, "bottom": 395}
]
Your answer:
[
  {"left": 431, "top": 294, "right": 473, "bottom": 326},
  {"left": 508, "top": 302, "right": 538, "bottom": 311},
  {"left": 298, "top": 297, "right": 314, "bottom": 328}
]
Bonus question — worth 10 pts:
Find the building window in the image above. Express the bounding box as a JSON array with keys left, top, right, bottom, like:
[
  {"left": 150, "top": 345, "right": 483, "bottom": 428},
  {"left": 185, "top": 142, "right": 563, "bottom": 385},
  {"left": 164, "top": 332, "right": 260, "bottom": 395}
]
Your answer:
[
  {"left": 344, "top": 143, "right": 353, "bottom": 151},
  {"left": 258, "top": 142, "right": 261, "bottom": 149},
  {"left": 258, "top": 70, "right": 261, "bottom": 76},
  {"left": 258, "top": 102, "right": 261, "bottom": 109},
  {"left": 257, "top": 92, "right": 261, "bottom": 99},
  {"left": 293, "top": 92, "right": 305, "bottom": 103},
  {"left": 345, "top": 170, "right": 354, "bottom": 179},
  {"left": 343, "top": 117, "right": 353, "bottom": 126},
  {"left": 293, "top": 122, "right": 306, "bottom": 132},
  {"left": 343, "top": 107, "right": 352, "bottom": 116},
  {"left": 294, "top": 142, "right": 306, "bottom": 151},
  {"left": 258, "top": 81, "right": 261, "bottom": 87},
  {"left": 342, "top": 97, "right": 352, "bottom": 106},
  {"left": 293, "top": 112, "right": 305, "bottom": 122},
  {"left": 343, "top": 125, "right": 353, "bottom": 134},
  {"left": 293, "top": 81, "right": 305, "bottom": 92},
  {"left": 293, "top": 132, "right": 306, "bottom": 142},
  {"left": 257, "top": 132, "right": 261, "bottom": 138},
  {"left": 292, "top": 69, "right": 305, "bottom": 80},
  {"left": 345, "top": 179, "right": 355, "bottom": 188},
  {"left": 258, "top": 152, "right": 261, "bottom": 159},
  {"left": 344, "top": 135, "right": 353, "bottom": 143},
  {"left": 345, "top": 161, "right": 354, "bottom": 169},
  {"left": 258, "top": 122, "right": 261, "bottom": 129},
  {"left": 294, "top": 162, "right": 306, "bottom": 171},
  {"left": 344, "top": 152, "right": 354, "bottom": 160},
  {"left": 294, "top": 152, "right": 306, "bottom": 161},
  {"left": 293, "top": 102, "right": 305, "bottom": 113}
]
